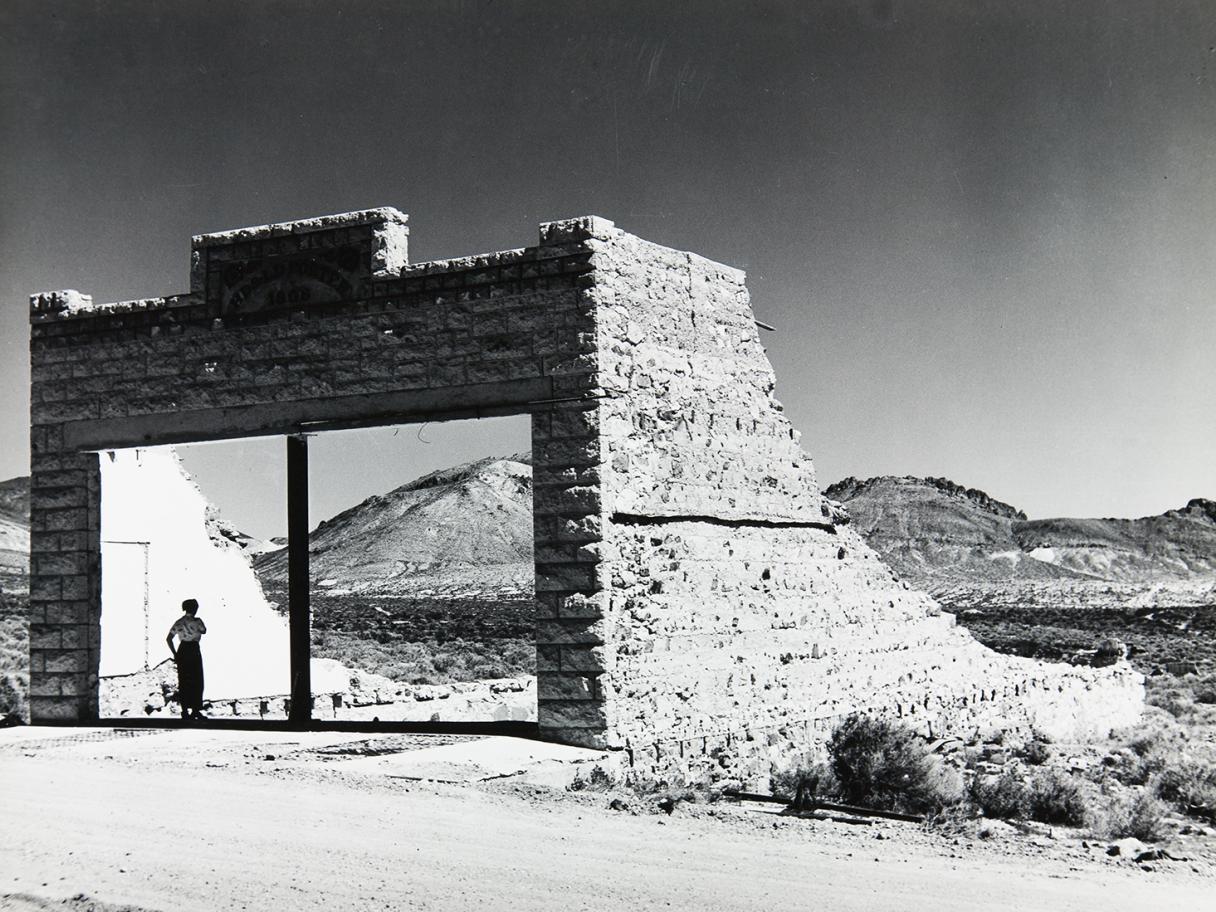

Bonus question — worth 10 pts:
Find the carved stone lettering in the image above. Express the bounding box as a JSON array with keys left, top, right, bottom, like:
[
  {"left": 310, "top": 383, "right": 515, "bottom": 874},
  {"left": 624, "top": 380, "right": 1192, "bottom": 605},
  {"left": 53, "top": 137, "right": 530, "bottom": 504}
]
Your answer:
[{"left": 212, "top": 246, "right": 363, "bottom": 315}]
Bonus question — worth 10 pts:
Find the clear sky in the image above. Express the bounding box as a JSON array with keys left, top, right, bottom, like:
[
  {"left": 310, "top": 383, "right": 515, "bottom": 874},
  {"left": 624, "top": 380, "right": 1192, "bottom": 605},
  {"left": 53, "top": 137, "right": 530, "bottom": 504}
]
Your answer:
[{"left": 2, "top": 0, "right": 1213, "bottom": 531}]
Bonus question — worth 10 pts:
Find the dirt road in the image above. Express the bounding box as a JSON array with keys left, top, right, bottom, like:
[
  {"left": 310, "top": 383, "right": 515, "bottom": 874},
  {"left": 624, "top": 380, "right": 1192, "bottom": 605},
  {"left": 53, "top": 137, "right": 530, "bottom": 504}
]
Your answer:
[{"left": 0, "top": 732, "right": 1208, "bottom": 912}]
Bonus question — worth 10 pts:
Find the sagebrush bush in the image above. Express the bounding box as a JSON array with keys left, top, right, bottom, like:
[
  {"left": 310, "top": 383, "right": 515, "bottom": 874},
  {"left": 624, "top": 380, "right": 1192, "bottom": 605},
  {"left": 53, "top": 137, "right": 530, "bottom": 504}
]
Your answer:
[
  {"left": 1089, "top": 791, "right": 1169, "bottom": 842},
  {"left": 623, "top": 778, "right": 704, "bottom": 814},
  {"left": 1019, "top": 739, "right": 1051, "bottom": 766},
  {"left": 1148, "top": 686, "right": 1194, "bottom": 720},
  {"left": 1106, "top": 721, "right": 1182, "bottom": 786},
  {"left": 0, "top": 615, "right": 29, "bottom": 719},
  {"left": 970, "top": 769, "right": 1030, "bottom": 820},
  {"left": 0, "top": 672, "right": 26, "bottom": 720},
  {"left": 1154, "top": 758, "right": 1216, "bottom": 824},
  {"left": 972, "top": 767, "right": 1096, "bottom": 827},
  {"left": 568, "top": 764, "right": 614, "bottom": 792},
  {"left": 1027, "top": 769, "right": 1088, "bottom": 826},
  {"left": 771, "top": 758, "right": 840, "bottom": 811},
  {"left": 825, "top": 714, "right": 963, "bottom": 814}
]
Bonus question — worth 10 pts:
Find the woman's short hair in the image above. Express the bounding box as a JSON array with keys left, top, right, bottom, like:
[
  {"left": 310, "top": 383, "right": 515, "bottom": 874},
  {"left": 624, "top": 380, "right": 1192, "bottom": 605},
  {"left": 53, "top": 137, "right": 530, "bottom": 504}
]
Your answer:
[{"left": 182, "top": 598, "right": 199, "bottom": 614}]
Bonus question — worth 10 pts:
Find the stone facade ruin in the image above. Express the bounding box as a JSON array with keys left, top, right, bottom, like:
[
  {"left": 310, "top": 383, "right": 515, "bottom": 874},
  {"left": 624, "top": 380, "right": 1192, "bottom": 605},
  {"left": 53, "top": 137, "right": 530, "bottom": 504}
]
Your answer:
[{"left": 28, "top": 208, "right": 1142, "bottom": 784}]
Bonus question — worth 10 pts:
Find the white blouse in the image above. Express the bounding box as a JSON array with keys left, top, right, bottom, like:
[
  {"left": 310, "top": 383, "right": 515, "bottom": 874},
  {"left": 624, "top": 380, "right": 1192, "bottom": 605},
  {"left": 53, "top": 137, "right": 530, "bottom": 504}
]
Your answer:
[{"left": 169, "top": 615, "right": 207, "bottom": 643}]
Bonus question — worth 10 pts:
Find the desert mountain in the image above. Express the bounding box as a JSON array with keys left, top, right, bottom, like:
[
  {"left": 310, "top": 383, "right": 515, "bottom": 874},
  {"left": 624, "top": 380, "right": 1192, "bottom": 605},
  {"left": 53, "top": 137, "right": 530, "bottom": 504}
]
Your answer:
[
  {"left": 825, "top": 475, "right": 1216, "bottom": 586},
  {"left": 254, "top": 454, "right": 533, "bottom": 597},
  {"left": 824, "top": 476, "right": 1076, "bottom": 584}
]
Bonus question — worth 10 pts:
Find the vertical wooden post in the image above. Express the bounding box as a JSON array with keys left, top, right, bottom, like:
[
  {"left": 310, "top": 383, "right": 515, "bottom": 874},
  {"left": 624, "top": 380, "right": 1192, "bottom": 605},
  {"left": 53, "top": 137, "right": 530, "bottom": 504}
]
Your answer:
[{"left": 287, "top": 434, "right": 311, "bottom": 725}]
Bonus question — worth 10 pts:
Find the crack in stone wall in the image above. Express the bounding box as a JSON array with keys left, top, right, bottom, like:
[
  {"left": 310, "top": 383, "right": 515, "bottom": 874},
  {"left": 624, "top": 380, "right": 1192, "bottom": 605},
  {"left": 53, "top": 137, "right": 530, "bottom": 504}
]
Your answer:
[{"left": 611, "top": 513, "right": 837, "bottom": 531}]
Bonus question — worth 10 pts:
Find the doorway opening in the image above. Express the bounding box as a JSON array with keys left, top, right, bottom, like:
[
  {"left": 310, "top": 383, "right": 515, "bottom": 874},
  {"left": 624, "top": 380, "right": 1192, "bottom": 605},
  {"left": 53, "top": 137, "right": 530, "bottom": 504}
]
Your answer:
[
  {"left": 97, "top": 440, "right": 288, "bottom": 718},
  {"left": 96, "top": 415, "right": 536, "bottom": 726},
  {"left": 283, "top": 416, "right": 534, "bottom": 723}
]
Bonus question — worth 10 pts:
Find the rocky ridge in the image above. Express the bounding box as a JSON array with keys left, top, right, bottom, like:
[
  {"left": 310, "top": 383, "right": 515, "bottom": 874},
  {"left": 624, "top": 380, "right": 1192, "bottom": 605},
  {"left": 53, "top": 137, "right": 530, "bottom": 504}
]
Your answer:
[
  {"left": 823, "top": 475, "right": 1075, "bottom": 585},
  {"left": 824, "top": 476, "right": 1216, "bottom": 585},
  {"left": 827, "top": 475, "right": 1028, "bottom": 521}
]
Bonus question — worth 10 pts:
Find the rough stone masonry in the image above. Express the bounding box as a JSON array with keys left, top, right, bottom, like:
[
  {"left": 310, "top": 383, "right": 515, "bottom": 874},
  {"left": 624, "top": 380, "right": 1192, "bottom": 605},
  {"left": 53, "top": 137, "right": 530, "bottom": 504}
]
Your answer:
[{"left": 27, "top": 208, "right": 1143, "bottom": 785}]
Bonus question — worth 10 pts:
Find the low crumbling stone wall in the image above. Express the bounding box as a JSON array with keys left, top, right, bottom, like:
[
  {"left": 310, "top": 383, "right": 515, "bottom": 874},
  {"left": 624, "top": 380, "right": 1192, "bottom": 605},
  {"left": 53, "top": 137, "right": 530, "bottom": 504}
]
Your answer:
[
  {"left": 28, "top": 208, "right": 1142, "bottom": 786},
  {"left": 600, "top": 520, "right": 1142, "bottom": 786}
]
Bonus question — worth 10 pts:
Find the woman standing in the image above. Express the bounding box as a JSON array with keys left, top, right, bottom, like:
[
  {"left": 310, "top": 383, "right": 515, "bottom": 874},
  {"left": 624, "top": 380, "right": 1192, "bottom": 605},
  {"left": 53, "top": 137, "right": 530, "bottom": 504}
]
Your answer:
[{"left": 166, "top": 598, "right": 207, "bottom": 721}]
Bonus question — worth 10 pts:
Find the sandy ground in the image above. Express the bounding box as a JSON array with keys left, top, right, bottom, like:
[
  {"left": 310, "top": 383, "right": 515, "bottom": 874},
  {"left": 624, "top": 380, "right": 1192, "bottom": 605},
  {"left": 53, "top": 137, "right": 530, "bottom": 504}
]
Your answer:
[{"left": 0, "top": 727, "right": 1211, "bottom": 912}]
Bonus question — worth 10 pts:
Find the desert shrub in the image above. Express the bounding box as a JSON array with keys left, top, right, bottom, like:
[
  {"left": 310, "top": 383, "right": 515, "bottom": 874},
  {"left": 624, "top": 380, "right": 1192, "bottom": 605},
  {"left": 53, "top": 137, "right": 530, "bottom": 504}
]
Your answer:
[
  {"left": 1091, "top": 638, "right": 1127, "bottom": 667},
  {"left": 1105, "top": 721, "right": 1182, "bottom": 786},
  {"left": 1153, "top": 758, "right": 1216, "bottom": 824},
  {"left": 1089, "top": 791, "right": 1169, "bottom": 842},
  {"left": 1147, "top": 685, "right": 1194, "bottom": 719},
  {"left": 825, "top": 714, "right": 963, "bottom": 814},
  {"left": 1019, "top": 739, "right": 1051, "bottom": 766},
  {"left": 970, "top": 769, "right": 1030, "bottom": 820},
  {"left": 0, "top": 615, "right": 29, "bottom": 719},
  {"left": 1027, "top": 769, "right": 1088, "bottom": 826},
  {"left": 0, "top": 672, "right": 27, "bottom": 720},
  {"left": 1182, "top": 672, "right": 1216, "bottom": 705},
  {"left": 468, "top": 657, "right": 511, "bottom": 680},
  {"left": 622, "top": 778, "right": 704, "bottom": 813},
  {"left": 771, "top": 758, "right": 840, "bottom": 811},
  {"left": 568, "top": 764, "right": 614, "bottom": 792},
  {"left": 973, "top": 767, "right": 1093, "bottom": 827},
  {"left": 650, "top": 786, "right": 698, "bottom": 814}
]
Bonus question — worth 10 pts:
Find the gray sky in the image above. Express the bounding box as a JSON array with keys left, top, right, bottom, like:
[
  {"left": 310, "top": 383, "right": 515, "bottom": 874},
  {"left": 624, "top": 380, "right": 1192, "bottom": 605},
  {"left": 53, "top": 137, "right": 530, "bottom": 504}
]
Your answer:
[{"left": 2, "top": 0, "right": 1214, "bottom": 534}]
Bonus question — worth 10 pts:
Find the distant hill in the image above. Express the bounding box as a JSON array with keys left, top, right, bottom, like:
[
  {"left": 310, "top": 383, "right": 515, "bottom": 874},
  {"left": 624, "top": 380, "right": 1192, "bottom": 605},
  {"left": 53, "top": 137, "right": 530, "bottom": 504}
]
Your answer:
[
  {"left": 0, "top": 476, "right": 29, "bottom": 525},
  {"left": 825, "top": 475, "right": 1216, "bottom": 672},
  {"left": 0, "top": 477, "right": 30, "bottom": 580},
  {"left": 825, "top": 476, "right": 1216, "bottom": 585},
  {"left": 1013, "top": 498, "right": 1216, "bottom": 582},
  {"left": 823, "top": 476, "right": 1077, "bottom": 584},
  {"left": 254, "top": 454, "right": 533, "bottom": 597}
]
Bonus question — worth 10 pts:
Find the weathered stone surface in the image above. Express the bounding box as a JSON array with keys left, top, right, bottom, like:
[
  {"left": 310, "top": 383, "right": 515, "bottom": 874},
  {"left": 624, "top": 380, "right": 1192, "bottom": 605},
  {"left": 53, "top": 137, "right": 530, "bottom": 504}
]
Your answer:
[{"left": 28, "top": 208, "right": 1142, "bottom": 783}]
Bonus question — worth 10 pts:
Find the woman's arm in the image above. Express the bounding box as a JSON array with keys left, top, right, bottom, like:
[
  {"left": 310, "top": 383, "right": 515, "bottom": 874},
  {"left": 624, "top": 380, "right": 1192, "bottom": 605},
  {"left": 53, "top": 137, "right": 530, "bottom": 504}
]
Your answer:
[
  {"left": 166, "top": 632, "right": 177, "bottom": 660},
  {"left": 198, "top": 619, "right": 207, "bottom": 634}
]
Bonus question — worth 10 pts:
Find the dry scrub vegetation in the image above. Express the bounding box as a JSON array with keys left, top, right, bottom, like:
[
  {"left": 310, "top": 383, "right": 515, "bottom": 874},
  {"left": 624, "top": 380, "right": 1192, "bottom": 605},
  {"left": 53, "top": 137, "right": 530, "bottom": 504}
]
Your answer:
[
  {"left": 297, "top": 590, "right": 537, "bottom": 686},
  {"left": 311, "top": 628, "right": 534, "bottom": 685},
  {"left": 772, "top": 709, "right": 1216, "bottom": 843},
  {"left": 0, "top": 587, "right": 29, "bottom": 719},
  {"left": 0, "top": 616, "right": 28, "bottom": 719}
]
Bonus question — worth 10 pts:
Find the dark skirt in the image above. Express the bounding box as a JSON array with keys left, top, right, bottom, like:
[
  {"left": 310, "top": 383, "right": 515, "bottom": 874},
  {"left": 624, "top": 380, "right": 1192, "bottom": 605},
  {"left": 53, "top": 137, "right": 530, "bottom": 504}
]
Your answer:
[{"left": 176, "top": 640, "right": 204, "bottom": 711}]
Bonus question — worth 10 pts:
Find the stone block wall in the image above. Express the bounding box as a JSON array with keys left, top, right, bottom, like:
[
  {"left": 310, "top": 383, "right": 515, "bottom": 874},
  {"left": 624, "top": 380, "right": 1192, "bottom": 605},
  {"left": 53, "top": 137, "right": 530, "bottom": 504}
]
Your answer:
[
  {"left": 29, "top": 208, "right": 1142, "bottom": 783},
  {"left": 25, "top": 443, "right": 101, "bottom": 719},
  {"left": 590, "top": 229, "right": 831, "bottom": 524}
]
